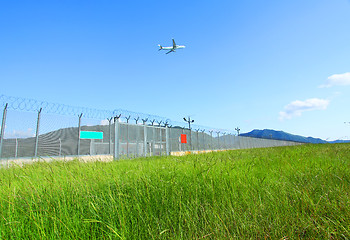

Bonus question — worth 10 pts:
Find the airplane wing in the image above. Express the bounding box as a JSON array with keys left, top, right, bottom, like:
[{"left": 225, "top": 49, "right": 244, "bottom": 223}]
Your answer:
[
  {"left": 166, "top": 49, "right": 174, "bottom": 54},
  {"left": 172, "top": 39, "right": 176, "bottom": 48}
]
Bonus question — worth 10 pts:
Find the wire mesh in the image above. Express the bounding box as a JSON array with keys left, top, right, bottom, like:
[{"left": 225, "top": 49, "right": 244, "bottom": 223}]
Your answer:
[
  {"left": 2, "top": 109, "right": 37, "bottom": 158},
  {"left": 0, "top": 94, "right": 303, "bottom": 160}
]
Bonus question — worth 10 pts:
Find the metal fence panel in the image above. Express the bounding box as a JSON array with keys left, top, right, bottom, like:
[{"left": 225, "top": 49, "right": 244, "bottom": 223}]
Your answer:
[
  {"left": 0, "top": 96, "right": 303, "bottom": 161},
  {"left": 2, "top": 109, "right": 37, "bottom": 158}
]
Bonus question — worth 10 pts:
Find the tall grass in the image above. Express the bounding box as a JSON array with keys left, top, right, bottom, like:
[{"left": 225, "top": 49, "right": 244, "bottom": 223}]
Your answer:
[{"left": 1, "top": 144, "right": 349, "bottom": 239}]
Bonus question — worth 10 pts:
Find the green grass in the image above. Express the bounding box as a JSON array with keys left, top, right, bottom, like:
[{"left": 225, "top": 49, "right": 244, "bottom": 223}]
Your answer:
[{"left": 1, "top": 144, "right": 350, "bottom": 239}]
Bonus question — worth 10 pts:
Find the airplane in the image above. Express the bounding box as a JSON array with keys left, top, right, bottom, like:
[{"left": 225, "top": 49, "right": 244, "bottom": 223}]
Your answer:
[{"left": 158, "top": 39, "right": 185, "bottom": 54}]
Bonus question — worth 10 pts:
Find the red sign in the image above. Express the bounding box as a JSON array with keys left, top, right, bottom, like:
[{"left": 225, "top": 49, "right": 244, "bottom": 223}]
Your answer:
[{"left": 180, "top": 134, "right": 187, "bottom": 143}]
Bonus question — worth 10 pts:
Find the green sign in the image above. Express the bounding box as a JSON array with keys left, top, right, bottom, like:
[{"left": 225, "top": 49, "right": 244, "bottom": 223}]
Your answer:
[{"left": 80, "top": 131, "right": 103, "bottom": 140}]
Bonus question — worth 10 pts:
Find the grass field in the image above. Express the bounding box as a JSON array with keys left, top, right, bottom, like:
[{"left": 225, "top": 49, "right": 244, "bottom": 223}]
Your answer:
[{"left": 0, "top": 144, "right": 349, "bottom": 239}]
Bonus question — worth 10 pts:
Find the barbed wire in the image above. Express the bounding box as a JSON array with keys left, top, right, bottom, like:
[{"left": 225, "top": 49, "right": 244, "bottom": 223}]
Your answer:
[
  {"left": 0, "top": 94, "right": 235, "bottom": 134},
  {"left": 0, "top": 94, "right": 112, "bottom": 119}
]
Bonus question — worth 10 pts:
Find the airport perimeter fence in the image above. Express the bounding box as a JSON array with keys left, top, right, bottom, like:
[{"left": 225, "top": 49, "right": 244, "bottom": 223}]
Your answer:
[{"left": 0, "top": 95, "right": 302, "bottom": 161}]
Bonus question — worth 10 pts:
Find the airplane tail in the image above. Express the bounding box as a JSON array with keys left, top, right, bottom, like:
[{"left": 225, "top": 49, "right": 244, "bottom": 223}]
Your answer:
[{"left": 158, "top": 44, "right": 162, "bottom": 50}]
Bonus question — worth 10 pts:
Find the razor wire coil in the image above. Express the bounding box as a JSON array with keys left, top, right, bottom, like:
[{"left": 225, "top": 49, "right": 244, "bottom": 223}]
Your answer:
[{"left": 0, "top": 94, "right": 235, "bottom": 134}]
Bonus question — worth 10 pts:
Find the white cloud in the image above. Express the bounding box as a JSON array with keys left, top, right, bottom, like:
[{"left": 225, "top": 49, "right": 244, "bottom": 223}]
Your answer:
[
  {"left": 5, "top": 128, "right": 35, "bottom": 138},
  {"left": 279, "top": 98, "right": 329, "bottom": 121},
  {"left": 319, "top": 72, "right": 350, "bottom": 88}
]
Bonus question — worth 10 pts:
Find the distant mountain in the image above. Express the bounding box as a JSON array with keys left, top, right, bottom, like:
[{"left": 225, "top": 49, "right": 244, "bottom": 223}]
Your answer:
[
  {"left": 328, "top": 139, "right": 350, "bottom": 144},
  {"left": 240, "top": 129, "right": 329, "bottom": 144}
]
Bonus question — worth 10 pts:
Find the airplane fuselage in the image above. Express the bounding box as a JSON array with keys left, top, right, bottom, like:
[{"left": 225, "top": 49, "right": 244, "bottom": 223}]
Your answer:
[
  {"left": 160, "top": 45, "right": 185, "bottom": 50},
  {"left": 158, "top": 39, "right": 185, "bottom": 54}
]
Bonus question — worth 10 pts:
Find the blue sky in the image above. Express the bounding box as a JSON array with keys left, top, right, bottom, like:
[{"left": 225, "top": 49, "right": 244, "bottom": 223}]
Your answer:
[{"left": 1, "top": 0, "right": 350, "bottom": 140}]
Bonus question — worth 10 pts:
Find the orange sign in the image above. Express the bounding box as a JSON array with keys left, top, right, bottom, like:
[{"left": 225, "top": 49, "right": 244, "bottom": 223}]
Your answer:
[{"left": 180, "top": 134, "right": 187, "bottom": 143}]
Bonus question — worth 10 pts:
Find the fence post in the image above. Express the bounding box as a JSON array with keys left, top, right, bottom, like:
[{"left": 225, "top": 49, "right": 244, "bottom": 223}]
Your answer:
[
  {"left": 108, "top": 117, "right": 113, "bottom": 154},
  {"left": 134, "top": 117, "right": 140, "bottom": 157},
  {"left": 228, "top": 134, "right": 232, "bottom": 149},
  {"left": 189, "top": 128, "right": 192, "bottom": 151},
  {"left": 0, "top": 103, "right": 8, "bottom": 158},
  {"left": 157, "top": 121, "right": 162, "bottom": 156},
  {"left": 217, "top": 131, "right": 220, "bottom": 150},
  {"left": 59, "top": 138, "right": 62, "bottom": 156},
  {"left": 114, "top": 114, "right": 121, "bottom": 160},
  {"left": 15, "top": 138, "right": 18, "bottom": 158},
  {"left": 196, "top": 129, "right": 199, "bottom": 151},
  {"left": 223, "top": 132, "right": 226, "bottom": 150},
  {"left": 34, "top": 108, "right": 42, "bottom": 158},
  {"left": 125, "top": 116, "right": 131, "bottom": 158},
  {"left": 77, "top": 113, "right": 83, "bottom": 156},
  {"left": 165, "top": 124, "right": 170, "bottom": 156},
  {"left": 151, "top": 120, "right": 155, "bottom": 156},
  {"left": 208, "top": 130, "right": 213, "bottom": 150},
  {"left": 181, "top": 127, "right": 184, "bottom": 151},
  {"left": 169, "top": 124, "right": 172, "bottom": 153},
  {"left": 201, "top": 130, "right": 205, "bottom": 150},
  {"left": 142, "top": 118, "right": 148, "bottom": 157}
]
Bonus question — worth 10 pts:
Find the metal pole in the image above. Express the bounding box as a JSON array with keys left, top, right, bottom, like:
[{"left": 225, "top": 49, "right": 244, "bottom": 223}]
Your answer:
[
  {"left": 181, "top": 127, "right": 184, "bottom": 151},
  {"left": 157, "top": 121, "right": 162, "bottom": 156},
  {"left": 15, "top": 138, "right": 18, "bottom": 158},
  {"left": 159, "top": 127, "right": 162, "bottom": 156},
  {"left": 151, "top": 120, "right": 155, "bottom": 156},
  {"left": 196, "top": 129, "right": 199, "bottom": 151},
  {"left": 166, "top": 124, "right": 170, "bottom": 155},
  {"left": 125, "top": 116, "right": 130, "bottom": 158},
  {"left": 142, "top": 118, "right": 148, "bottom": 157},
  {"left": 201, "top": 130, "right": 205, "bottom": 150},
  {"left": 108, "top": 117, "right": 113, "bottom": 154},
  {"left": 237, "top": 135, "right": 241, "bottom": 149},
  {"left": 223, "top": 132, "right": 226, "bottom": 150},
  {"left": 0, "top": 103, "right": 8, "bottom": 158},
  {"left": 209, "top": 130, "right": 213, "bottom": 150},
  {"left": 77, "top": 113, "right": 83, "bottom": 156},
  {"left": 114, "top": 114, "right": 121, "bottom": 160},
  {"left": 59, "top": 138, "right": 62, "bottom": 156},
  {"left": 228, "top": 134, "right": 232, "bottom": 149},
  {"left": 183, "top": 117, "right": 194, "bottom": 151},
  {"left": 217, "top": 131, "right": 220, "bottom": 150},
  {"left": 34, "top": 108, "right": 42, "bottom": 157},
  {"left": 189, "top": 128, "right": 192, "bottom": 151},
  {"left": 135, "top": 117, "right": 140, "bottom": 157},
  {"left": 235, "top": 127, "right": 241, "bottom": 136},
  {"left": 189, "top": 128, "right": 192, "bottom": 150}
]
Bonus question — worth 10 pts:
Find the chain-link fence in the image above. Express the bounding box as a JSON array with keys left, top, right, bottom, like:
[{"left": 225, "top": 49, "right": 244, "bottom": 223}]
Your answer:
[{"left": 0, "top": 95, "right": 302, "bottom": 161}]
